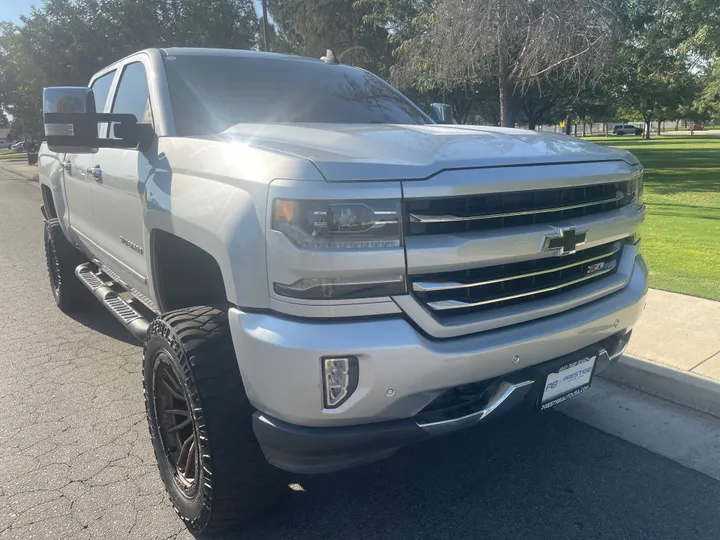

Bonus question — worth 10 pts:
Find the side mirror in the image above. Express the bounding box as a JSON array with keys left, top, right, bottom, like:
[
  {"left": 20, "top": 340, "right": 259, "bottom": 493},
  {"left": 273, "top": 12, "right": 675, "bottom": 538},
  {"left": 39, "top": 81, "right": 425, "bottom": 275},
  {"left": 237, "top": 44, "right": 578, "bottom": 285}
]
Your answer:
[
  {"left": 429, "top": 103, "right": 454, "bottom": 124},
  {"left": 43, "top": 87, "right": 99, "bottom": 153},
  {"left": 43, "top": 86, "right": 154, "bottom": 153}
]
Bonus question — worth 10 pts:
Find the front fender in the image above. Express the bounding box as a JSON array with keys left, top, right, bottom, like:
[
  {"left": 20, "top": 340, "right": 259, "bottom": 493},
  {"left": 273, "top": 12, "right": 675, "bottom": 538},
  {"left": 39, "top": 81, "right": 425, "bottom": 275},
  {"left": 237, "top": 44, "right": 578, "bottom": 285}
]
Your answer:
[{"left": 144, "top": 171, "right": 270, "bottom": 309}]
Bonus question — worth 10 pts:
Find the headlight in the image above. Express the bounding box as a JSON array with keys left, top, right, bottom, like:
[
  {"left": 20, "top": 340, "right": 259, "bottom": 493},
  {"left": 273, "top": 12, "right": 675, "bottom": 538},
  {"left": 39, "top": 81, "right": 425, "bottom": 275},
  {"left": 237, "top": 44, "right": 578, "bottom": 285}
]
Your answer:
[
  {"left": 631, "top": 174, "right": 644, "bottom": 207},
  {"left": 272, "top": 199, "right": 402, "bottom": 250}
]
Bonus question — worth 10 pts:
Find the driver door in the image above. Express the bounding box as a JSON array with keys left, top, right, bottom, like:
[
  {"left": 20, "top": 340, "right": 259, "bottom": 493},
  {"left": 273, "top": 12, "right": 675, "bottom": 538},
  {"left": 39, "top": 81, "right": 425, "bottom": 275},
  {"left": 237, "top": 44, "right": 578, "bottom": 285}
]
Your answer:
[{"left": 63, "top": 70, "right": 116, "bottom": 254}]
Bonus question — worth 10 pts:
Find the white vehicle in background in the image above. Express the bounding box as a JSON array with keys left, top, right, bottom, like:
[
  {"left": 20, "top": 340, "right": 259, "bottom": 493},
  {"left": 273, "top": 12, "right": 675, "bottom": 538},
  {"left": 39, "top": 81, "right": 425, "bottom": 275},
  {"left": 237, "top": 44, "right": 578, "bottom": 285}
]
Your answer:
[{"left": 38, "top": 47, "right": 647, "bottom": 534}]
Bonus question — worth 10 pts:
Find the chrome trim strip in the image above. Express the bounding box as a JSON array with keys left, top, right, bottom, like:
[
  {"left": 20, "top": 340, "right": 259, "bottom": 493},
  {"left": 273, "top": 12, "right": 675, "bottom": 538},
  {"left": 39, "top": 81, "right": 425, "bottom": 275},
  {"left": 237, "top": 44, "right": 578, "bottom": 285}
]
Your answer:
[
  {"left": 415, "top": 380, "right": 534, "bottom": 435},
  {"left": 427, "top": 266, "right": 617, "bottom": 311},
  {"left": 409, "top": 194, "right": 623, "bottom": 224},
  {"left": 413, "top": 247, "right": 621, "bottom": 292}
]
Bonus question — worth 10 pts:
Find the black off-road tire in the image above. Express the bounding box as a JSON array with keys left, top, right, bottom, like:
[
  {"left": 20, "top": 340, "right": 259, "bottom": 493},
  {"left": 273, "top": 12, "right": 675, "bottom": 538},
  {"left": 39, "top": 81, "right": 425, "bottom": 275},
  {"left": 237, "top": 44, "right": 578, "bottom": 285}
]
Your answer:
[
  {"left": 44, "top": 218, "right": 93, "bottom": 312},
  {"left": 143, "top": 306, "right": 285, "bottom": 535}
]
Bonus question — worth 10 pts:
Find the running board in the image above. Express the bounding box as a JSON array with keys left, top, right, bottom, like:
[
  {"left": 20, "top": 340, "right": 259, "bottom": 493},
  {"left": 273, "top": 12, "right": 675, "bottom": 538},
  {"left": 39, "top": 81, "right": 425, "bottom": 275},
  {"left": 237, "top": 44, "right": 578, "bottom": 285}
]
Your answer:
[{"left": 75, "top": 263, "right": 150, "bottom": 341}]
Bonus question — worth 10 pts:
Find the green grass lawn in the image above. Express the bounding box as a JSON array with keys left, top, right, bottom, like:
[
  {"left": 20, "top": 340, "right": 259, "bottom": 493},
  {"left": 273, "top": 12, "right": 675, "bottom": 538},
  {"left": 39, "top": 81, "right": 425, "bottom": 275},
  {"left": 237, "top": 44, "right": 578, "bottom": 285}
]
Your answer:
[
  {"left": 585, "top": 135, "right": 720, "bottom": 300},
  {"left": 0, "top": 153, "right": 27, "bottom": 160}
]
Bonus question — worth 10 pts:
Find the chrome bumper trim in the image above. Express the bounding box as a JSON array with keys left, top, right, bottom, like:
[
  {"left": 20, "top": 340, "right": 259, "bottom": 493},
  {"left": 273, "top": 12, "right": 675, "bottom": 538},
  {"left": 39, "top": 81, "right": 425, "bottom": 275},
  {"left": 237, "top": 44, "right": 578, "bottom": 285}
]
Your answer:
[{"left": 415, "top": 380, "right": 535, "bottom": 435}]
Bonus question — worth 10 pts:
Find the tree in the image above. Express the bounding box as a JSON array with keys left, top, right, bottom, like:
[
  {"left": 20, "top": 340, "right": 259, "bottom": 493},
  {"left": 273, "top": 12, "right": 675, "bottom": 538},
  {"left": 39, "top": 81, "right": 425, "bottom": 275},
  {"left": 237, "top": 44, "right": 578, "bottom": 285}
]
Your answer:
[
  {"left": 0, "top": 0, "right": 261, "bottom": 145},
  {"left": 694, "top": 61, "right": 720, "bottom": 119},
  {"left": 388, "top": 0, "right": 621, "bottom": 127},
  {"left": 269, "top": 0, "right": 392, "bottom": 74},
  {"left": 611, "top": 0, "right": 698, "bottom": 139}
]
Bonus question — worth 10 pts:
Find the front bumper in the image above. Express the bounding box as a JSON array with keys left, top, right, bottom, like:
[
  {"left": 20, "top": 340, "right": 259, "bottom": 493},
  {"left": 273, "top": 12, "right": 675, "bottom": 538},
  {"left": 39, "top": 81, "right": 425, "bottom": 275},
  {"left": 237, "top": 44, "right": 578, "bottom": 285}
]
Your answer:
[
  {"left": 228, "top": 255, "right": 647, "bottom": 469},
  {"left": 252, "top": 338, "right": 626, "bottom": 473}
]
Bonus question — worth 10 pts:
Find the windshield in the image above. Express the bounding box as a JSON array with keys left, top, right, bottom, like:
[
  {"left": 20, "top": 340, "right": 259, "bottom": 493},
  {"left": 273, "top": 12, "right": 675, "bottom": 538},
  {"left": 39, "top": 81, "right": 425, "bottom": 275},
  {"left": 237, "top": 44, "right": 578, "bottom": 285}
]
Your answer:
[{"left": 163, "top": 54, "right": 430, "bottom": 136}]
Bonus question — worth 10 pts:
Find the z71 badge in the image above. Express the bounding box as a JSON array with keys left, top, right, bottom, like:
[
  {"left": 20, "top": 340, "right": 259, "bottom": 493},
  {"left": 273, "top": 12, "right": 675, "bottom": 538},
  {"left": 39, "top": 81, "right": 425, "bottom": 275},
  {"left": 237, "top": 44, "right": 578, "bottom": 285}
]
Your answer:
[{"left": 587, "top": 259, "right": 617, "bottom": 275}]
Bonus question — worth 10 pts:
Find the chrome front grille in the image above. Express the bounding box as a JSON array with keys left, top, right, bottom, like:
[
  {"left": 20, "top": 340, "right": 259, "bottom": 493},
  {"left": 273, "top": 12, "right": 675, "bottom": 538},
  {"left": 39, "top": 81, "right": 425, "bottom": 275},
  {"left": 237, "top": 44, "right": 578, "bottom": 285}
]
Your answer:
[
  {"left": 405, "top": 181, "right": 633, "bottom": 236},
  {"left": 411, "top": 240, "right": 626, "bottom": 318}
]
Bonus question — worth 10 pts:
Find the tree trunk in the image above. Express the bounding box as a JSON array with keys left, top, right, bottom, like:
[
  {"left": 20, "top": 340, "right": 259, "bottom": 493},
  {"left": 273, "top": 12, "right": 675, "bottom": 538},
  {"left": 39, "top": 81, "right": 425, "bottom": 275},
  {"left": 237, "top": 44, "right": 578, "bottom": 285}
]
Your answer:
[
  {"left": 590, "top": 124, "right": 593, "bottom": 135},
  {"left": 644, "top": 117, "right": 652, "bottom": 140},
  {"left": 604, "top": 122, "right": 608, "bottom": 136},
  {"left": 498, "top": 78, "right": 513, "bottom": 127},
  {"left": 582, "top": 123, "right": 586, "bottom": 137},
  {"left": 528, "top": 118, "right": 536, "bottom": 130},
  {"left": 656, "top": 121, "right": 661, "bottom": 136},
  {"left": 574, "top": 123, "right": 578, "bottom": 137},
  {"left": 675, "top": 119, "right": 680, "bottom": 131},
  {"left": 565, "top": 116, "right": 572, "bottom": 135},
  {"left": 496, "top": 2, "right": 513, "bottom": 128}
]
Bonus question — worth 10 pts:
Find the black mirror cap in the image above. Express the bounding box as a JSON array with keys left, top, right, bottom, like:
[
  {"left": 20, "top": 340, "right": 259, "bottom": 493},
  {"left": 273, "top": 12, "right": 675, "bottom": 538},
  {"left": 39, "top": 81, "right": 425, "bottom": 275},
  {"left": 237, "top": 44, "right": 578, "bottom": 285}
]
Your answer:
[{"left": 429, "top": 103, "right": 454, "bottom": 124}]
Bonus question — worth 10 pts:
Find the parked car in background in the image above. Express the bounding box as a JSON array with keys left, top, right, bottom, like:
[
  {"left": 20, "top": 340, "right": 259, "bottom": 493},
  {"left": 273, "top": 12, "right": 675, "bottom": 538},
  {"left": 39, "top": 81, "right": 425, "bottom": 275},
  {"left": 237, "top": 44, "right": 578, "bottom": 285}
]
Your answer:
[
  {"left": 0, "top": 140, "right": 13, "bottom": 149},
  {"left": 9, "top": 141, "right": 23, "bottom": 151},
  {"left": 612, "top": 124, "right": 643, "bottom": 136}
]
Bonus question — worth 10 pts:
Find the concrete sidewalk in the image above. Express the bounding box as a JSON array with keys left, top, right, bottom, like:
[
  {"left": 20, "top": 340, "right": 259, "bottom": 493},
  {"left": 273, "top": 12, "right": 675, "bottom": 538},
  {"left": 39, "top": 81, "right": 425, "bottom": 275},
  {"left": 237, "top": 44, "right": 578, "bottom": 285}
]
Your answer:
[
  {"left": 0, "top": 159, "right": 39, "bottom": 183},
  {"left": 602, "top": 289, "right": 720, "bottom": 418}
]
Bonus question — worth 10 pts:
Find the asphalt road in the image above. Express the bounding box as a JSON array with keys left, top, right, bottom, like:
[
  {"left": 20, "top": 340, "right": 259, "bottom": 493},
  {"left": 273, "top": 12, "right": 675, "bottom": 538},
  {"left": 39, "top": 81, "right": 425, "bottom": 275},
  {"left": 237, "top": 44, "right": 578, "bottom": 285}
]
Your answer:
[{"left": 2, "top": 170, "right": 720, "bottom": 540}]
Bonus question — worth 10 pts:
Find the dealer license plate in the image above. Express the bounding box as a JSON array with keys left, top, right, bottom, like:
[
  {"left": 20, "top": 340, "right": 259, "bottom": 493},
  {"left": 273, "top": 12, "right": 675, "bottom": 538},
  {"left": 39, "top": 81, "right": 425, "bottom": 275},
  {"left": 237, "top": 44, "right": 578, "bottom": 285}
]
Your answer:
[{"left": 540, "top": 353, "right": 597, "bottom": 410}]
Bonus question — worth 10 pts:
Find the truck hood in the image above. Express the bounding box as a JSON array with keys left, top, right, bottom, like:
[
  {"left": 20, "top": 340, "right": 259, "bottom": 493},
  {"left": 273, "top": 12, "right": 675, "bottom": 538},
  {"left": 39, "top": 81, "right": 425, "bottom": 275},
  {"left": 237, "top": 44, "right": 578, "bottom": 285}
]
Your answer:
[{"left": 221, "top": 123, "right": 637, "bottom": 182}]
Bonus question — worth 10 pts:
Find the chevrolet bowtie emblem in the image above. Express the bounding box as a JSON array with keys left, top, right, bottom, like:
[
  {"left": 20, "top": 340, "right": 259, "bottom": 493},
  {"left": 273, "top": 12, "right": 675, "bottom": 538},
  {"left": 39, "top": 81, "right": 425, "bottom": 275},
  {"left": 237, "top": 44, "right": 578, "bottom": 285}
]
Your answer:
[{"left": 540, "top": 228, "right": 587, "bottom": 255}]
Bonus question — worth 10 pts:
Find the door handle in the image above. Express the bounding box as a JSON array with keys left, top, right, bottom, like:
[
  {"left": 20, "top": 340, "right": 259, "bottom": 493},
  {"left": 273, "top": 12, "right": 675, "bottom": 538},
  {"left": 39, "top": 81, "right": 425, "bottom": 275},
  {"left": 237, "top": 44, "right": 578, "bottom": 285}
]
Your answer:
[
  {"left": 87, "top": 166, "right": 102, "bottom": 182},
  {"left": 62, "top": 161, "right": 72, "bottom": 174}
]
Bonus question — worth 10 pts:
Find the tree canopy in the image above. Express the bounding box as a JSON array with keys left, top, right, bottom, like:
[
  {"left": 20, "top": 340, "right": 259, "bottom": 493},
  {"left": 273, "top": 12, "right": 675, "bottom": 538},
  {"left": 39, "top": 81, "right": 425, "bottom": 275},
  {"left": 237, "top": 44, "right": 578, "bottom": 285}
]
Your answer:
[{"left": 1, "top": 0, "right": 720, "bottom": 142}]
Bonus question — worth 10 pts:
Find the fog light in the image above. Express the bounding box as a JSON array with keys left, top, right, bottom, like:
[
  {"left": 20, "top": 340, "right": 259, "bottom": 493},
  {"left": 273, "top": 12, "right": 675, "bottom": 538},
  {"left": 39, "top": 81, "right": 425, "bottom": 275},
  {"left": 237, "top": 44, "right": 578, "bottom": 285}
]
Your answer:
[{"left": 322, "top": 356, "right": 359, "bottom": 409}]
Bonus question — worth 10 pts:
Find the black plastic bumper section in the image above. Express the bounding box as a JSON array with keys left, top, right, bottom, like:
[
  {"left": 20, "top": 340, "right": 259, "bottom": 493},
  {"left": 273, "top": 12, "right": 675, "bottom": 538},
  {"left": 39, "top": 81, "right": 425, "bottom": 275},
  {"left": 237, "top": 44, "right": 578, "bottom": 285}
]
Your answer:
[{"left": 253, "top": 332, "right": 630, "bottom": 474}]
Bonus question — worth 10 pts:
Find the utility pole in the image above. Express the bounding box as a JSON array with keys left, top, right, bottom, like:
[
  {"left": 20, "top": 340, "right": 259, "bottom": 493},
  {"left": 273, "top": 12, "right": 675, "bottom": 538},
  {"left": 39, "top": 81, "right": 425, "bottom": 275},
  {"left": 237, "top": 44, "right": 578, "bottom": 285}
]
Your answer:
[{"left": 262, "top": 0, "right": 270, "bottom": 52}]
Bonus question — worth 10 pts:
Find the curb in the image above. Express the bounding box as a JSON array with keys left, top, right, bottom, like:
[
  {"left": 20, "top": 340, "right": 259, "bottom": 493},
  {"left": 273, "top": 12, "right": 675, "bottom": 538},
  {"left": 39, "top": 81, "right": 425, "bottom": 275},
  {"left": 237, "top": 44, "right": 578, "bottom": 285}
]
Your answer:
[{"left": 599, "top": 355, "right": 720, "bottom": 419}]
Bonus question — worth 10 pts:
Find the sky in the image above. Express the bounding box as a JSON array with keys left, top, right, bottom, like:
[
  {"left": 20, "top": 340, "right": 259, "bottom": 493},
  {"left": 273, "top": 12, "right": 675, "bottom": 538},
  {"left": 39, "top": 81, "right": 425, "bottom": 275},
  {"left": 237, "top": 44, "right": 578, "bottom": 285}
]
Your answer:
[{"left": 0, "top": 0, "right": 36, "bottom": 23}]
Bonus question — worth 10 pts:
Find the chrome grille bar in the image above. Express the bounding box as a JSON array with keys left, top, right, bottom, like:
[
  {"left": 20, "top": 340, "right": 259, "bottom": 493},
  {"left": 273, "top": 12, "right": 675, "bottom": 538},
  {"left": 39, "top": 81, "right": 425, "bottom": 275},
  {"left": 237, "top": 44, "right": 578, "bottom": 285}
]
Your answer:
[
  {"left": 426, "top": 266, "right": 617, "bottom": 311},
  {"left": 409, "top": 194, "right": 622, "bottom": 224},
  {"left": 413, "top": 247, "right": 621, "bottom": 292}
]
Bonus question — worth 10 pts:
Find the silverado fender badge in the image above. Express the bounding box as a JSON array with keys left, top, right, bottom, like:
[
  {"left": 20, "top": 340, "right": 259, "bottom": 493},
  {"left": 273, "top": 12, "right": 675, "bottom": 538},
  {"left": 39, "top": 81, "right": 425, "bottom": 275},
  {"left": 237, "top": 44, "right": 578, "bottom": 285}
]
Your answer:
[
  {"left": 539, "top": 227, "right": 587, "bottom": 256},
  {"left": 120, "top": 236, "right": 143, "bottom": 255}
]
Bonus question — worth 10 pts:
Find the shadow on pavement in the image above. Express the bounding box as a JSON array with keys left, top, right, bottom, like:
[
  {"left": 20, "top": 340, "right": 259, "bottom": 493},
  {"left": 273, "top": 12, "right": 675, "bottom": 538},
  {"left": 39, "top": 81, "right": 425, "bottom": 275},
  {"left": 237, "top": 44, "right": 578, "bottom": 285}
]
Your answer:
[
  {"left": 67, "top": 300, "right": 138, "bottom": 345},
  {"left": 209, "top": 411, "right": 720, "bottom": 540}
]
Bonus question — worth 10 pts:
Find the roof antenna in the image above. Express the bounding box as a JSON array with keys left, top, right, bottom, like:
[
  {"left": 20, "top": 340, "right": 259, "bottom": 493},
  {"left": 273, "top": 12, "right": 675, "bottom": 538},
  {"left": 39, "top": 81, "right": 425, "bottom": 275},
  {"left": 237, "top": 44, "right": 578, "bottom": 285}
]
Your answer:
[{"left": 321, "top": 49, "right": 340, "bottom": 64}]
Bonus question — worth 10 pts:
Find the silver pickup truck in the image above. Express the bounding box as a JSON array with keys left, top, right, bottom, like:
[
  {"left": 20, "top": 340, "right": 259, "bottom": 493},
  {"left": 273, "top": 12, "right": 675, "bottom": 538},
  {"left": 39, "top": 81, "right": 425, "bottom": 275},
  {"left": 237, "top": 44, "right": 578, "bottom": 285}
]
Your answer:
[{"left": 39, "top": 47, "right": 647, "bottom": 533}]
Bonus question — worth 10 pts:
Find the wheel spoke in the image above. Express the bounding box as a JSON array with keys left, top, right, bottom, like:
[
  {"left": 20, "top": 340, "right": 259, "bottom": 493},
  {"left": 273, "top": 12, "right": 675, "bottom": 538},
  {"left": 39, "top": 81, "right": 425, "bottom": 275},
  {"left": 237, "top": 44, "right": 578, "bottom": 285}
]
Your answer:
[
  {"left": 161, "top": 378, "right": 185, "bottom": 401},
  {"left": 184, "top": 440, "right": 197, "bottom": 479},
  {"left": 163, "top": 408, "right": 190, "bottom": 417},
  {"left": 167, "top": 417, "right": 191, "bottom": 433}
]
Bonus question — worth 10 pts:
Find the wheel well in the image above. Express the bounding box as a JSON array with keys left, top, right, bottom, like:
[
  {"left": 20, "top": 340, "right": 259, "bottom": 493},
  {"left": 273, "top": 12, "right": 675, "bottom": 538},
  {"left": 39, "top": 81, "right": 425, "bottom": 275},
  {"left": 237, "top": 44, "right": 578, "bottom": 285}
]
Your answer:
[
  {"left": 152, "top": 230, "right": 228, "bottom": 312},
  {"left": 41, "top": 185, "right": 58, "bottom": 219}
]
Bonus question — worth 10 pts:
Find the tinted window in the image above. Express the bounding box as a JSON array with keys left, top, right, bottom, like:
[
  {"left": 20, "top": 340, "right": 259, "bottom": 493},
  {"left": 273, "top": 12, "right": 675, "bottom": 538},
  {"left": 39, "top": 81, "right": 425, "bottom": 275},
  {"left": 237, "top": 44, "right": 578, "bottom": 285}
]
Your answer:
[
  {"left": 110, "top": 61, "right": 153, "bottom": 138},
  {"left": 164, "top": 55, "right": 429, "bottom": 136},
  {"left": 91, "top": 71, "right": 115, "bottom": 113},
  {"left": 91, "top": 71, "right": 115, "bottom": 136}
]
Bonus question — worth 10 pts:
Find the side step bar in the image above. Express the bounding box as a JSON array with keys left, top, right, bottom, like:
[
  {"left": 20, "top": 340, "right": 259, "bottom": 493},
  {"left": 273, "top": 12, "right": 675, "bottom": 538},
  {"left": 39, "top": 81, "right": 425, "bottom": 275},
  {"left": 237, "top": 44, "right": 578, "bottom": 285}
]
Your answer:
[{"left": 75, "top": 263, "right": 150, "bottom": 341}]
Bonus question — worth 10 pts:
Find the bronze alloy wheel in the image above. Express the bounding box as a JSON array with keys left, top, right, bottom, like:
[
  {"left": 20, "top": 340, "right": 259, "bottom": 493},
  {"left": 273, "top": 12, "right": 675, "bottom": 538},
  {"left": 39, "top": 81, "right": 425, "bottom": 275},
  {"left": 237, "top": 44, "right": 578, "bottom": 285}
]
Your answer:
[
  {"left": 153, "top": 352, "right": 200, "bottom": 494},
  {"left": 144, "top": 307, "right": 285, "bottom": 534}
]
